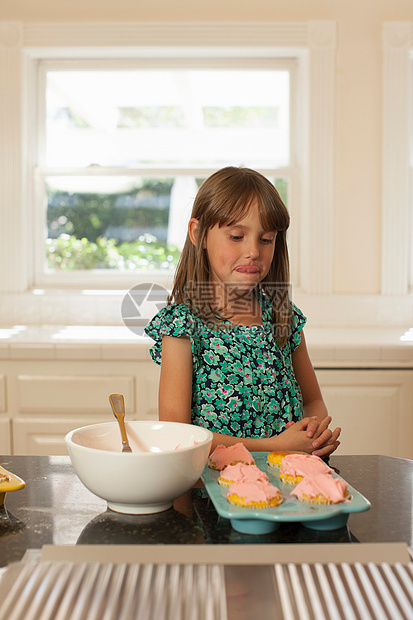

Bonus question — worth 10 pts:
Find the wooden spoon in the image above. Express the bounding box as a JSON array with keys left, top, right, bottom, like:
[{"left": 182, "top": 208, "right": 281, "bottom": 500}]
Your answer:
[{"left": 109, "top": 393, "right": 133, "bottom": 453}]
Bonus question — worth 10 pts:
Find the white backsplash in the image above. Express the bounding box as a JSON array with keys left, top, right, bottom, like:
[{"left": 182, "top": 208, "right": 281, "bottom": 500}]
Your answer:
[{"left": 0, "top": 290, "right": 412, "bottom": 329}]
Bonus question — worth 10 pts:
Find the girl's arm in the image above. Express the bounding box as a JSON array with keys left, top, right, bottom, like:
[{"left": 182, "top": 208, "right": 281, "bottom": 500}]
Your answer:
[
  {"left": 292, "top": 332, "right": 327, "bottom": 422},
  {"left": 158, "top": 332, "right": 340, "bottom": 456},
  {"left": 158, "top": 335, "right": 193, "bottom": 423},
  {"left": 207, "top": 420, "right": 332, "bottom": 453},
  {"left": 158, "top": 335, "right": 271, "bottom": 449},
  {"left": 292, "top": 332, "right": 341, "bottom": 456},
  {"left": 159, "top": 334, "right": 326, "bottom": 453}
]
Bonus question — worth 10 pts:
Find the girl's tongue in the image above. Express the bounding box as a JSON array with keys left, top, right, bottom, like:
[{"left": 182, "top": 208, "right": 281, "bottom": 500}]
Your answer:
[{"left": 235, "top": 265, "right": 260, "bottom": 273}]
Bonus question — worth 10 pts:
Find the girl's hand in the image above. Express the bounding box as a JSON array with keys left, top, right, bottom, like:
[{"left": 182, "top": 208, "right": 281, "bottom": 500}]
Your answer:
[
  {"left": 300, "top": 415, "right": 341, "bottom": 457},
  {"left": 275, "top": 417, "right": 326, "bottom": 453},
  {"left": 280, "top": 416, "right": 341, "bottom": 456},
  {"left": 311, "top": 421, "right": 341, "bottom": 458}
]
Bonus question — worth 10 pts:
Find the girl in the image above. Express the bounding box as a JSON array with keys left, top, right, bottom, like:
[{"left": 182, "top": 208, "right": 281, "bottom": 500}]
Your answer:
[{"left": 145, "top": 167, "right": 340, "bottom": 457}]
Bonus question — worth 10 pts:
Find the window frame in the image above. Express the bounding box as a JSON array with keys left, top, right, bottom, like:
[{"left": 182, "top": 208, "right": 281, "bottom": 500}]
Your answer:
[
  {"left": 0, "top": 20, "right": 336, "bottom": 298},
  {"left": 34, "top": 56, "right": 299, "bottom": 289}
]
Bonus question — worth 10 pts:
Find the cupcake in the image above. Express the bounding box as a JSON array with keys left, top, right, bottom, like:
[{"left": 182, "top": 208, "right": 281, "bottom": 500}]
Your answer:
[
  {"left": 208, "top": 443, "right": 255, "bottom": 470},
  {"left": 226, "top": 480, "right": 283, "bottom": 509},
  {"left": 218, "top": 463, "right": 269, "bottom": 487},
  {"left": 290, "top": 473, "right": 350, "bottom": 505},
  {"left": 267, "top": 450, "right": 307, "bottom": 468},
  {"left": 279, "top": 453, "right": 332, "bottom": 485}
]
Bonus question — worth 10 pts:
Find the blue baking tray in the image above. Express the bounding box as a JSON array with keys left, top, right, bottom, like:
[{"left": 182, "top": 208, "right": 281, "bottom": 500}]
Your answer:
[{"left": 202, "top": 452, "right": 370, "bottom": 534}]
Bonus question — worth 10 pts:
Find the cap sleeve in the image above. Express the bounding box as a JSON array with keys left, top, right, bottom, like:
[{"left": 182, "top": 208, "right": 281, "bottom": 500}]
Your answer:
[
  {"left": 290, "top": 302, "right": 307, "bottom": 352},
  {"left": 144, "top": 304, "right": 195, "bottom": 365}
]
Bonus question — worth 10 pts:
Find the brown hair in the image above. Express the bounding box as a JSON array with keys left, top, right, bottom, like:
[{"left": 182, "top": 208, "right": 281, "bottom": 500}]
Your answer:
[{"left": 170, "top": 166, "right": 291, "bottom": 345}]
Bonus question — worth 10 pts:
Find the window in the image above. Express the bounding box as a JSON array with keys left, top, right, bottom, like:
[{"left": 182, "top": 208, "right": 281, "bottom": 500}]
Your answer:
[
  {"left": 1, "top": 21, "right": 336, "bottom": 309},
  {"left": 35, "top": 59, "right": 295, "bottom": 288}
]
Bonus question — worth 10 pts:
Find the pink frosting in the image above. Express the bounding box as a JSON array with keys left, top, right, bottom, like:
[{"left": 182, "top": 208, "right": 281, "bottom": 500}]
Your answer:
[
  {"left": 291, "top": 474, "right": 349, "bottom": 503},
  {"left": 227, "top": 480, "right": 282, "bottom": 503},
  {"left": 219, "top": 463, "right": 269, "bottom": 484},
  {"left": 280, "top": 454, "right": 332, "bottom": 478},
  {"left": 209, "top": 443, "right": 254, "bottom": 470}
]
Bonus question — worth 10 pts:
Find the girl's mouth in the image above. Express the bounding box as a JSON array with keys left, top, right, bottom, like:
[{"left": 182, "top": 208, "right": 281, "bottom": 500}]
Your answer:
[{"left": 235, "top": 266, "right": 260, "bottom": 274}]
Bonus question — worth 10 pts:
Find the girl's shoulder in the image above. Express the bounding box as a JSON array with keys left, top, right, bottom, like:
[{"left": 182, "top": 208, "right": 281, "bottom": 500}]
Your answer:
[
  {"left": 145, "top": 303, "right": 207, "bottom": 366},
  {"left": 291, "top": 301, "right": 306, "bottom": 324},
  {"left": 144, "top": 303, "right": 199, "bottom": 340},
  {"left": 290, "top": 302, "right": 306, "bottom": 351}
]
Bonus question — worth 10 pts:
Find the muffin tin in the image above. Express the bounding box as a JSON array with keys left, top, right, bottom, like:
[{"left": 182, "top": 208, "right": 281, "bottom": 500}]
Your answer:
[{"left": 202, "top": 452, "right": 370, "bottom": 534}]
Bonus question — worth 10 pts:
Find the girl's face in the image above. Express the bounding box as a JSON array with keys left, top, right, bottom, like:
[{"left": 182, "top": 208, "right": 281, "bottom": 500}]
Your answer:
[{"left": 190, "top": 201, "right": 277, "bottom": 295}]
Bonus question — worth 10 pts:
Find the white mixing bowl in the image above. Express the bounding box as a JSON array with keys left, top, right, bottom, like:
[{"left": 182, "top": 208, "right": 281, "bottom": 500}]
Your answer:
[{"left": 65, "top": 421, "right": 213, "bottom": 514}]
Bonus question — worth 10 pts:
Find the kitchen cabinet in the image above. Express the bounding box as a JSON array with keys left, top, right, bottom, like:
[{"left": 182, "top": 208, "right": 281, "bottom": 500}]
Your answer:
[
  {"left": 316, "top": 369, "right": 413, "bottom": 459},
  {"left": 0, "top": 356, "right": 160, "bottom": 455},
  {"left": 0, "top": 330, "right": 412, "bottom": 457},
  {"left": 0, "top": 418, "right": 11, "bottom": 453},
  {"left": 13, "top": 417, "right": 113, "bottom": 455},
  {"left": 0, "top": 375, "right": 10, "bottom": 452}
]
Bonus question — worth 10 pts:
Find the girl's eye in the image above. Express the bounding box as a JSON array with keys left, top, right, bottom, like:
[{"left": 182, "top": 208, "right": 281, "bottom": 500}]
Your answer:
[
  {"left": 229, "top": 235, "right": 243, "bottom": 241},
  {"left": 261, "top": 237, "right": 274, "bottom": 244}
]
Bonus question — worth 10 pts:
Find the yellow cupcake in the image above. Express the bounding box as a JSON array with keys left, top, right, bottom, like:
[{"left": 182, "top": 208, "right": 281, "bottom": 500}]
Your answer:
[
  {"left": 227, "top": 494, "right": 283, "bottom": 509},
  {"left": 226, "top": 481, "right": 283, "bottom": 509},
  {"left": 267, "top": 450, "right": 307, "bottom": 468},
  {"left": 218, "top": 463, "right": 269, "bottom": 488},
  {"left": 293, "top": 493, "right": 352, "bottom": 505},
  {"left": 279, "top": 454, "right": 333, "bottom": 485},
  {"left": 291, "top": 474, "right": 350, "bottom": 504},
  {"left": 296, "top": 494, "right": 336, "bottom": 505},
  {"left": 208, "top": 443, "right": 255, "bottom": 470}
]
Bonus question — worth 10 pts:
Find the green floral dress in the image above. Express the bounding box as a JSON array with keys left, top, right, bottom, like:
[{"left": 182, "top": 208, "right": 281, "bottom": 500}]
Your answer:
[{"left": 145, "top": 293, "right": 306, "bottom": 438}]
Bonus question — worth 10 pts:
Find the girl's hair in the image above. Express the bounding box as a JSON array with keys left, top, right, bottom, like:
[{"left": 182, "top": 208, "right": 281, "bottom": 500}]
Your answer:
[{"left": 170, "top": 166, "right": 291, "bottom": 345}]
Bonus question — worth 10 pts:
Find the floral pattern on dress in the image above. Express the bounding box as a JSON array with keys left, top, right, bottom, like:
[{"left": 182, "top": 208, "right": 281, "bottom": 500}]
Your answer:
[{"left": 145, "top": 294, "right": 306, "bottom": 438}]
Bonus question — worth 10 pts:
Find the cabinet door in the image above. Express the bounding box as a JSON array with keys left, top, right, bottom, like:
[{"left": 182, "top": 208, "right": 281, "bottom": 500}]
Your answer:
[
  {"left": 135, "top": 363, "right": 160, "bottom": 421},
  {"left": 316, "top": 369, "right": 413, "bottom": 459},
  {"left": 12, "top": 417, "right": 108, "bottom": 456},
  {"left": 0, "top": 418, "right": 11, "bottom": 454},
  {"left": 15, "top": 374, "right": 134, "bottom": 414},
  {"left": 0, "top": 375, "right": 6, "bottom": 413}
]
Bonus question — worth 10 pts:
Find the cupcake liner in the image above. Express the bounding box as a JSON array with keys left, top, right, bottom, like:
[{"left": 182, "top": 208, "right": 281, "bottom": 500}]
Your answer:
[{"left": 227, "top": 494, "right": 283, "bottom": 509}]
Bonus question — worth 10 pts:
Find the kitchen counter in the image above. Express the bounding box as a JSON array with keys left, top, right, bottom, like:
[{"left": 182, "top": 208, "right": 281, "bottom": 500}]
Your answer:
[
  {"left": 2, "top": 328, "right": 413, "bottom": 459},
  {"left": 1, "top": 454, "right": 412, "bottom": 568},
  {"left": 0, "top": 324, "right": 412, "bottom": 367}
]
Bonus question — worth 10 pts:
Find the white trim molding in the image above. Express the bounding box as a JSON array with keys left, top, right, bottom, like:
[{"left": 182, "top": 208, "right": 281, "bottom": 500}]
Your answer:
[
  {"left": 305, "top": 21, "right": 336, "bottom": 294},
  {"left": 0, "top": 20, "right": 336, "bottom": 303},
  {"left": 21, "top": 22, "right": 309, "bottom": 49},
  {"left": 0, "top": 22, "right": 29, "bottom": 294},
  {"left": 382, "top": 22, "right": 413, "bottom": 295}
]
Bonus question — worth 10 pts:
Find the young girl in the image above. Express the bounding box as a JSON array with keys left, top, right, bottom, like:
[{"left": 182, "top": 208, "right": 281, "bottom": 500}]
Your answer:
[{"left": 145, "top": 167, "right": 341, "bottom": 457}]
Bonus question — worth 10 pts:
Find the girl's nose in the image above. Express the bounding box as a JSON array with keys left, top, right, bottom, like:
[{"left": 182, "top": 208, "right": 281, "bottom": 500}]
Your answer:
[{"left": 244, "top": 241, "right": 259, "bottom": 258}]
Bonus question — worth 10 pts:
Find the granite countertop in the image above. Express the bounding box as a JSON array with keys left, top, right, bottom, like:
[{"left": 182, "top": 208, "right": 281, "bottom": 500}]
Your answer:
[{"left": 1, "top": 454, "right": 413, "bottom": 567}]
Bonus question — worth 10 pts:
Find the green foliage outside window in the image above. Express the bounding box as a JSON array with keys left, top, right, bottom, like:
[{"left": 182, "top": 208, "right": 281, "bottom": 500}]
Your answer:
[
  {"left": 46, "top": 233, "right": 180, "bottom": 271},
  {"left": 274, "top": 178, "right": 287, "bottom": 206},
  {"left": 45, "top": 177, "right": 288, "bottom": 271},
  {"left": 46, "top": 179, "right": 179, "bottom": 271}
]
